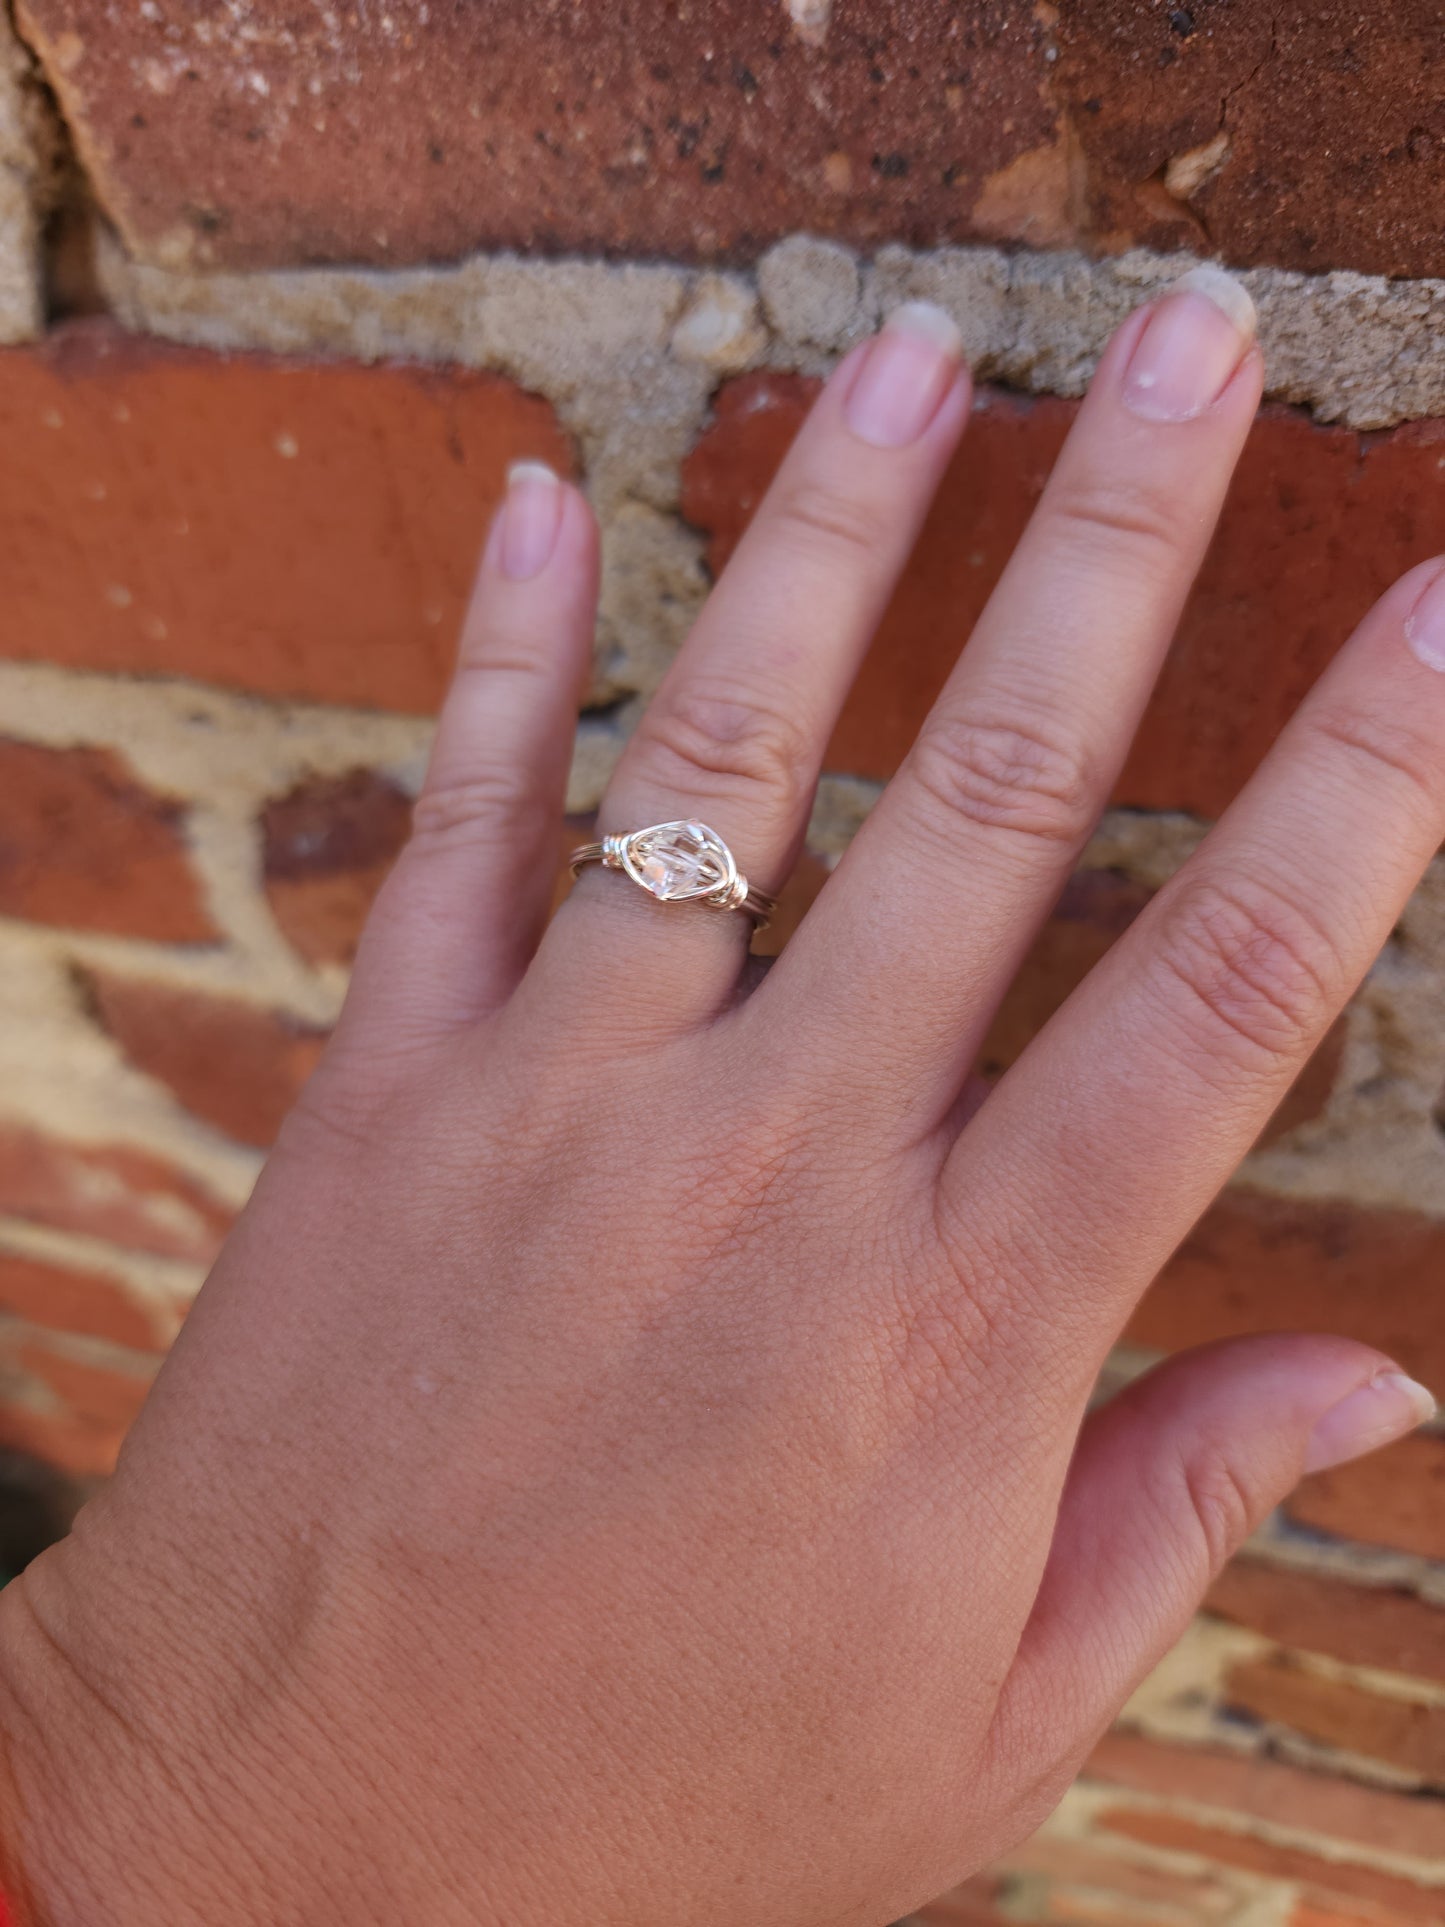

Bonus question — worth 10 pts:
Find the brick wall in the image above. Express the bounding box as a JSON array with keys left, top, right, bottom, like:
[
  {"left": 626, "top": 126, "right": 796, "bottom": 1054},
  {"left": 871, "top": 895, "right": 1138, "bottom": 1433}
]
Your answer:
[{"left": 0, "top": 5, "right": 1442, "bottom": 1920}]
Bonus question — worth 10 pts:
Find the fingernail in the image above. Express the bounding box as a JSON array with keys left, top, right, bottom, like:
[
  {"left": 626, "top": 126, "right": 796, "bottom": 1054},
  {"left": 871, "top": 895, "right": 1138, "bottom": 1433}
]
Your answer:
[
  {"left": 844, "top": 302, "right": 964, "bottom": 449},
  {"left": 1122, "top": 266, "right": 1257, "bottom": 423},
  {"left": 1403, "top": 563, "right": 1445, "bottom": 671},
  {"left": 499, "top": 460, "right": 563, "bottom": 581},
  {"left": 1303, "top": 1370, "right": 1436, "bottom": 1474}
]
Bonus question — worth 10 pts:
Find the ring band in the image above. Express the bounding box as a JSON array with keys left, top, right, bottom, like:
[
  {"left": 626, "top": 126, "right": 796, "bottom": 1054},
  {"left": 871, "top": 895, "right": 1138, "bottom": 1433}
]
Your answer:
[{"left": 568, "top": 820, "right": 778, "bottom": 929}]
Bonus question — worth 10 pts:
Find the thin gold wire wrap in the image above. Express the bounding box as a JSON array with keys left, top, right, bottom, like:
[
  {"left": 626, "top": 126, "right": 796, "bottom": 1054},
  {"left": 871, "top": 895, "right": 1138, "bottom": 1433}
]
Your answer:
[{"left": 568, "top": 826, "right": 779, "bottom": 930}]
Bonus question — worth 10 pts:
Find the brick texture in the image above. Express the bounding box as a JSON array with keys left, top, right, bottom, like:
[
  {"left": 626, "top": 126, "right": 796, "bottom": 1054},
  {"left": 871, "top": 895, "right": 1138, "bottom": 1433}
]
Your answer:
[
  {"left": 0, "top": 321, "right": 571, "bottom": 709},
  {"left": 81, "top": 968, "right": 328, "bottom": 1149},
  {"left": 262, "top": 771, "right": 415, "bottom": 968},
  {"left": 1127, "top": 1190, "right": 1445, "bottom": 1394},
  {"left": 0, "top": 1251, "right": 168, "bottom": 1352},
  {"left": 1206, "top": 1560, "right": 1445, "bottom": 1686},
  {"left": 15, "top": 2, "right": 1445, "bottom": 277},
  {"left": 1287, "top": 1431, "right": 1445, "bottom": 1563},
  {"left": 685, "top": 377, "right": 1445, "bottom": 821},
  {"left": 0, "top": 1123, "right": 232, "bottom": 1262},
  {"left": 0, "top": 738, "right": 214, "bottom": 941},
  {"left": 1223, "top": 1655, "right": 1445, "bottom": 1786},
  {"left": 1099, "top": 1810, "right": 1445, "bottom": 1923},
  {"left": 1085, "top": 1731, "right": 1445, "bottom": 1862}
]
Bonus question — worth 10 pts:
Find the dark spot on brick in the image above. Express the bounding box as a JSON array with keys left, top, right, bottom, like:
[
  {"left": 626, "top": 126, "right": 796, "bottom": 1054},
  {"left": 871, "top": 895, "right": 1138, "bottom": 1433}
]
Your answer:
[
  {"left": 130, "top": 112, "right": 146, "bottom": 129},
  {"left": 872, "top": 151, "right": 910, "bottom": 178},
  {"left": 1158, "top": 44, "right": 1178, "bottom": 65},
  {"left": 732, "top": 62, "right": 758, "bottom": 97},
  {"left": 429, "top": 143, "right": 444, "bottom": 163},
  {"left": 1169, "top": 8, "right": 1196, "bottom": 35},
  {"left": 1083, "top": 96, "right": 1102, "bottom": 114}
]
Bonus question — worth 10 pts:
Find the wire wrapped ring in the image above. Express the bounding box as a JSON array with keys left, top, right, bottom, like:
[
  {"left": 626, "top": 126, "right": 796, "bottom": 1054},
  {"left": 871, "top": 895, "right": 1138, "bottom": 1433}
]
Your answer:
[{"left": 568, "top": 820, "right": 778, "bottom": 930}]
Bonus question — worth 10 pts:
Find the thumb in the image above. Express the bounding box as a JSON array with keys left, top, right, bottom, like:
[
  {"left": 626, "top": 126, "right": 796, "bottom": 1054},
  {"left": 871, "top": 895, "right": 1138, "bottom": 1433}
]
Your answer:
[{"left": 993, "top": 1335, "right": 1435, "bottom": 1760}]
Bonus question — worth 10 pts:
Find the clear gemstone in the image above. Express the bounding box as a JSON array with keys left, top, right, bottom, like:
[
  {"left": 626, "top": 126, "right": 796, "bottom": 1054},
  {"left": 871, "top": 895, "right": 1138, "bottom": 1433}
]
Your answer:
[{"left": 631, "top": 821, "right": 721, "bottom": 899}]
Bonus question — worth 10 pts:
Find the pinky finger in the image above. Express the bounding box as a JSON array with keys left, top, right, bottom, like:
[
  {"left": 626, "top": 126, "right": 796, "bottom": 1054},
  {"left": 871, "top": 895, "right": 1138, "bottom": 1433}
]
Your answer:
[{"left": 341, "top": 462, "right": 600, "bottom": 1045}]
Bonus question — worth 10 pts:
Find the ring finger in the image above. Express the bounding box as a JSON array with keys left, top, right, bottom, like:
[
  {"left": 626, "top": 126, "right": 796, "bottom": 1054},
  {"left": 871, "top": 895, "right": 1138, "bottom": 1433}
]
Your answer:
[{"left": 536, "top": 303, "right": 971, "bottom": 1027}]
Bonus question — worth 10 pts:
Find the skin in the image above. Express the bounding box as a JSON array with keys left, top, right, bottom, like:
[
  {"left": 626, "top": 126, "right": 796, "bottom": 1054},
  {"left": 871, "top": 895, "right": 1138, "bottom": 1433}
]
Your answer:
[{"left": 0, "top": 275, "right": 1439, "bottom": 1925}]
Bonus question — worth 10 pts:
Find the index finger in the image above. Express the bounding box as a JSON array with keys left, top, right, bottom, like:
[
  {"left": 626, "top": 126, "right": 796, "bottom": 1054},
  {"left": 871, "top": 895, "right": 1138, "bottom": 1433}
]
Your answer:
[{"left": 936, "top": 556, "right": 1445, "bottom": 1370}]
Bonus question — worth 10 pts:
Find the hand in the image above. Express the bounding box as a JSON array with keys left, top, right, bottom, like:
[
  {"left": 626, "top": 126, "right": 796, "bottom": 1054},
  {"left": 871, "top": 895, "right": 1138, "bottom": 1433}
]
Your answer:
[{"left": 1, "top": 269, "right": 1438, "bottom": 1927}]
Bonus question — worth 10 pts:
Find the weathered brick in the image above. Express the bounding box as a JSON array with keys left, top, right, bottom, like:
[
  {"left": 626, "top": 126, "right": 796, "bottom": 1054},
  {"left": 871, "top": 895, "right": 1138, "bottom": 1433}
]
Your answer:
[
  {"left": 0, "top": 321, "right": 572, "bottom": 709},
  {"left": 1224, "top": 1656, "right": 1445, "bottom": 1786},
  {"left": 82, "top": 968, "right": 327, "bottom": 1149},
  {"left": 262, "top": 771, "right": 414, "bottom": 968},
  {"left": 0, "top": 738, "right": 214, "bottom": 941},
  {"left": 15, "top": 2, "right": 1062, "bottom": 271},
  {"left": 1100, "top": 1810, "right": 1444, "bottom": 1922},
  {"left": 1127, "top": 1190, "right": 1445, "bottom": 1395},
  {"left": 684, "top": 379, "right": 1445, "bottom": 821},
  {"left": 1206, "top": 1560, "right": 1445, "bottom": 1687},
  {"left": 1053, "top": 4, "right": 1445, "bottom": 280},
  {"left": 0, "top": 1123, "right": 232, "bottom": 1262},
  {"left": 0, "top": 1250, "right": 168, "bottom": 1352},
  {"left": 1087, "top": 1731, "right": 1445, "bottom": 1862},
  {"left": 989, "top": 1833, "right": 1239, "bottom": 1919},
  {"left": 0, "top": 1399, "right": 126, "bottom": 1480},
  {"left": 15, "top": 3, "right": 1445, "bottom": 278},
  {"left": 1287, "top": 1433, "right": 1445, "bottom": 1564},
  {"left": 16, "top": 1340, "right": 154, "bottom": 1431}
]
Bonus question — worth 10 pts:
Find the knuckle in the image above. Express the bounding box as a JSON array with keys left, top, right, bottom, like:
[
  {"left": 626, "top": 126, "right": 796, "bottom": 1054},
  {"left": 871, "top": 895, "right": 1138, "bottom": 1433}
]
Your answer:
[
  {"left": 410, "top": 768, "right": 544, "bottom": 854},
  {"left": 1044, "top": 472, "right": 1182, "bottom": 574},
  {"left": 908, "top": 704, "right": 1097, "bottom": 851},
  {"left": 637, "top": 680, "right": 814, "bottom": 810},
  {"left": 1305, "top": 702, "right": 1443, "bottom": 822},
  {"left": 1177, "top": 1447, "right": 1261, "bottom": 1573},
  {"left": 771, "top": 476, "right": 885, "bottom": 562},
  {"left": 1150, "top": 876, "right": 1342, "bottom": 1073}
]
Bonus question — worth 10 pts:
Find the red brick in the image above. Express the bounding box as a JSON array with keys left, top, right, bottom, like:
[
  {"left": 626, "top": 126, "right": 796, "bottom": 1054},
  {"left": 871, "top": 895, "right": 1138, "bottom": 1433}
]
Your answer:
[
  {"left": 1087, "top": 1731, "right": 1445, "bottom": 1862},
  {"left": 989, "top": 1834, "right": 1238, "bottom": 1919},
  {"left": 0, "top": 322, "right": 572, "bottom": 710},
  {"left": 1127, "top": 1190, "right": 1445, "bottom": 1396},
  {"left": 81, "top": 968, "right": 327, "bottom": 1149},
  {"left": 684, "top": 380, "right": 1445, "bottom": 821},
  {"left": 15, "top": 1341, "right": 154, "bottom": 1432},
  {"left": 0, "top": 1250, "right": 167, "bottom": 1352},
  {"left": 16, "top": 4, "right": 1445, "bottom": 278},
  {"left": 0, "top": 1123, "right": 232, "bottom": 1263},
  {"left": 261, "top": 771, "right": 414, "bottom": 968},
  {"left": 16, "top": 2, "right": 1062, "bottom": 270},
  {"left": 1288, "top": 1432, "right": 1445, "bottom": 1564},
  {"left": 1099, "top": 1811, "right": 1445, "bottom": 1922},
  {"left": 0, "top": 1401, "right": 126, "bottom": 1480},
  {"left": 1054, "top": 5, "right": 1445, "bottom": 280},
  {"left": 1224, "top": 1656, "right": 1445, "bottom": 1786},
  {"left": 1206, "top": 1560, "right": 1445, "bottom": 1687},
  {"left": 0, "top": 739, "right": 214, "bottom": 941}
]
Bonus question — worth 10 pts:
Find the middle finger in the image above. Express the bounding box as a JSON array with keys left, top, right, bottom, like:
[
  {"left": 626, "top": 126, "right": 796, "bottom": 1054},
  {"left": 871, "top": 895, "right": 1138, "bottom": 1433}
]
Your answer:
[{"left": 761, "top": 268, "right": 1262, "bottom": 1132}]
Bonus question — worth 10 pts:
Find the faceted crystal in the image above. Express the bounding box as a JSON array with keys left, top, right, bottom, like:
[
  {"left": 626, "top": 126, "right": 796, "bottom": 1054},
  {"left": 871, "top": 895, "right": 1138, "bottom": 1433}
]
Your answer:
[{"left": 626, "top": 821, "right": 725, "bottom": 900}]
